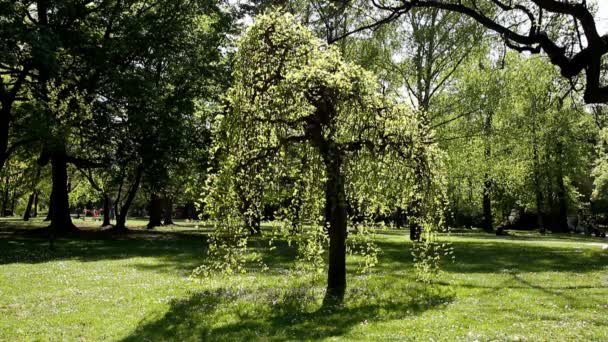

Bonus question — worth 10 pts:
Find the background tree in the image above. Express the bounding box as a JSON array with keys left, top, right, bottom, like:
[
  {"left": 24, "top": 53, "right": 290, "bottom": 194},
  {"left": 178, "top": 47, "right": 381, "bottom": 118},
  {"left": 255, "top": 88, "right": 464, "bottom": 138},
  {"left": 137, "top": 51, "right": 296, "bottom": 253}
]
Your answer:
[{"left": 344, "top": 0, "right": 608, "bottom": 104}]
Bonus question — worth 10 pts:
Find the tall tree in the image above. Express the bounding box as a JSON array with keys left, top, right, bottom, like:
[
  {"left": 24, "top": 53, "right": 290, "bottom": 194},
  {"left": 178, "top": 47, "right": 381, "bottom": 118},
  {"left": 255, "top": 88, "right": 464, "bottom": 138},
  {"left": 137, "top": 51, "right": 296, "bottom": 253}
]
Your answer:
[{"left": 215, "top": 11, "right": 441, "bottom": 305}]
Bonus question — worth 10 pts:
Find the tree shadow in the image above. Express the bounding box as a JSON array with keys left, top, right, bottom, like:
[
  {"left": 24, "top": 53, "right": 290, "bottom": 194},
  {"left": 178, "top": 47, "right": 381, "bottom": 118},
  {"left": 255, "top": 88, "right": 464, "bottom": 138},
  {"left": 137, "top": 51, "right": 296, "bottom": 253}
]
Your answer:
[
  {"left": 0, "top": 230, "right": 209, "bottom": 277},
  {"left": 122, "top": 283, "right": 454, "bottom": 341},
  {"left": 373, "top": 237, "right": 608, "bottom": 274}
]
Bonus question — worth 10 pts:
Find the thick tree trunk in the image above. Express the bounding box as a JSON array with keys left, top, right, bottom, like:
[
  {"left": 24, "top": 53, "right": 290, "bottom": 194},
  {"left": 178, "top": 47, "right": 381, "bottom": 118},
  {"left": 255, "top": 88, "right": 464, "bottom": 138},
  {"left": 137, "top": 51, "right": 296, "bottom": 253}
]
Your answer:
[
  {"left": 114, "top": 165, "right": 143, "bottom": 231},
  {"left": 49, "top": 152, "right": 77, "bottom": 234},
  {"left": 147, "top": 193, "right": 163, "bottom": 229},
  {"left": 163, "top": 196, "right": 174, "bottom": 225},
  {"left": 102, "top": 193, "right": 111, "bottom": 227},
  {"left": 321, "top": 142, "right": 347, "bottom": 306}
]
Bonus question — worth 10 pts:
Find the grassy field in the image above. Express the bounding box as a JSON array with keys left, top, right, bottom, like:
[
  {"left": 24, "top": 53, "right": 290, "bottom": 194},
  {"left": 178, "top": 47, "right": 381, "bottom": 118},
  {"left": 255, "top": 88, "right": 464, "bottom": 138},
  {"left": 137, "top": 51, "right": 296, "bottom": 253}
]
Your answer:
[{"left": 0, "top": 217, "right": 607, "bottom": 341}]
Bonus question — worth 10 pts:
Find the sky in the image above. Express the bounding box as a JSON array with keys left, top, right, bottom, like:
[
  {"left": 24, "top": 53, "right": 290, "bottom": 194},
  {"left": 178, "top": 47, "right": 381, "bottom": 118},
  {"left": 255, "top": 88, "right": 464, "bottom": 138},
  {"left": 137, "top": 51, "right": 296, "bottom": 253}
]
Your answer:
[{"left": 597, "top": 2, "right": 608, "bottom": 35}]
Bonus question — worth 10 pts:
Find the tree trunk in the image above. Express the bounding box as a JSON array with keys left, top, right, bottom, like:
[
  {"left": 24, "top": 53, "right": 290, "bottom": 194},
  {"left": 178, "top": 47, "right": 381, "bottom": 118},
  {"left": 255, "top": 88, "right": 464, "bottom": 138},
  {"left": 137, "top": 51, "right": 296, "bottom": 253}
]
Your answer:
[
  {"left": 2, "top": 172, "right": 9, "bottom": 216},
  {"left": 481, "top": 111, "right": 493, "bottom": 232},
  {"left": 553, "top": 142, "right": 569, "bottom": 233},
  {"left": 147, "top": 193, "right": 163, "bottom": 229},
  {"left": 49, "top": 151, "right": 77, "bottom": 234},
  {"left": 23, "top": 193, "right": 35, "bottom": 221},
  {"left": 241, "top": 196, "right": 261, "bottom": 235},
  {"left": 532, "top": 142, "right": 545, "bottom": 233},
  {"left": 44, "top": 190, "right": 53, "bottom": 221},
  {"left": 163, "top": 196, "right": 174, "bottom": 225},
  {"left": 24, "top": 166, "right": 41, "bottom": 221},
  {"left": 11, "top": 187, "right": 16, "bottom": 215},
  {"left": 101, "top": 193, "right": 111, "bottom": 227},
  {"left": 0, "top": 104, "right": 13, "bottom": 175},
  {"left": 482, "top": 176, "right": 493, "bottom": 232},
  {"left": 114, "top": 165, "right": 143, "bottom": 231},
  {"left": 33, "top": 191, "right": 38, "bottom": 217},
  {"left": 321, "top": 142, "right": 347, "bottom": 306}
]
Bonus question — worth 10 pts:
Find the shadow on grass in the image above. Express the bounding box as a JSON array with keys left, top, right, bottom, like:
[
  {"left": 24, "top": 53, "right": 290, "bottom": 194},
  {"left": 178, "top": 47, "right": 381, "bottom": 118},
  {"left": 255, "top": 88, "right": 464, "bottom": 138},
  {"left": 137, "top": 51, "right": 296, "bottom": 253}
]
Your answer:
[
  {"left": 2, "top": 222, "right": 606, "bottom": 276},
  {"left": 122, "top": 284, "right": 454, "bottom": 341},
  {"left": 374, "top": 237, "right": 608, "bottom": 274},
  {"left": 0, "top": 231, "right": 209, "bottom": 276}
]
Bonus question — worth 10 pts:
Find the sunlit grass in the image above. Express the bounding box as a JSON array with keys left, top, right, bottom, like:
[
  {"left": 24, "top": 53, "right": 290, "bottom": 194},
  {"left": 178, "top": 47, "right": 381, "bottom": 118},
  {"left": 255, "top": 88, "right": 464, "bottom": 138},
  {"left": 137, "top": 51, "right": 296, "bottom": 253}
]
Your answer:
[{"left": 0, "top": 218, "right": 607, "bottom": 340}]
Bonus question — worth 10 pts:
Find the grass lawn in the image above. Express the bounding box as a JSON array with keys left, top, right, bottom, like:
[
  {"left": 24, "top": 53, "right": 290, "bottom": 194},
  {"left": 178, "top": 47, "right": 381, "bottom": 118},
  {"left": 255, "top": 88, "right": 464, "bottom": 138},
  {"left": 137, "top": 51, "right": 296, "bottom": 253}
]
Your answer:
[{"left": 0, "top": 217, "right": 607, "bottom": 341}]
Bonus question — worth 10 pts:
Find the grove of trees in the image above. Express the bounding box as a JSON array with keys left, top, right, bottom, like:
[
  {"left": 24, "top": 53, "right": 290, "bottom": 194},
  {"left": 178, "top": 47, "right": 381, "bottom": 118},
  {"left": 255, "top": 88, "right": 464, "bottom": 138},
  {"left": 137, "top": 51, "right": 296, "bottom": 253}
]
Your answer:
[{"left": 3, "top": 0, "right": 608, "bottom": 305}]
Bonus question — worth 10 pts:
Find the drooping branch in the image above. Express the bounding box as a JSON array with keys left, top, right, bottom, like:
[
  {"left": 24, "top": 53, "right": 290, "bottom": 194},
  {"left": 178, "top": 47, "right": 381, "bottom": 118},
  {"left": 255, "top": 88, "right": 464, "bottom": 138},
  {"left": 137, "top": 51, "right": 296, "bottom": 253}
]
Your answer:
[{"left": 347, "top": 0, "right": 608, "bottom": 103}]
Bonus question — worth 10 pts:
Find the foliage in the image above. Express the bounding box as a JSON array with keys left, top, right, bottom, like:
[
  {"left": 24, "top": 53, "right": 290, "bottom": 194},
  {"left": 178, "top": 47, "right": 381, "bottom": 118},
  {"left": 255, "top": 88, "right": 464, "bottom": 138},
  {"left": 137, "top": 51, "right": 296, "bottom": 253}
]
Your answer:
[{"left": 197, "top": 11, "right": 449, "bottom": 289}]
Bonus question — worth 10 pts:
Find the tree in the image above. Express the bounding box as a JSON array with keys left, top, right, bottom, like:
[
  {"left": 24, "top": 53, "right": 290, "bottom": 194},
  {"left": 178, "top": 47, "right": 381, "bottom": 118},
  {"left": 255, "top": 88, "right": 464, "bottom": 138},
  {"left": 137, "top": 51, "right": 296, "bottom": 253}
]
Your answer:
[
  {"left": 213, "top": 11, "right": 442, "bottom": 305},
  {"left": 341, "top": 1, "right": 608, "bottom": 104},
  {"left": 442, "top": 51, "right": 595, "bottom": 232}
]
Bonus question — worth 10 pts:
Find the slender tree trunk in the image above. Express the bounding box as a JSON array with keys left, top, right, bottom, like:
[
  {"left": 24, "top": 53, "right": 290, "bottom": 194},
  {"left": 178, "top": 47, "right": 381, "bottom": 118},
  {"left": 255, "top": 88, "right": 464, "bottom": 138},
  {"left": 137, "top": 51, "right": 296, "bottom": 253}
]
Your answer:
[
  {"left": 481, "top": 111, "right": 493, "bottom": 232},
  {"left": 555, "top": 177, "right": 568, "bottom": 232},
  {"left": 114, "top": 165, "right": 143, "bottom": 231},
  {"left": 532, "top": 142, "right": 545, "bottom": 233},
  {"left": 2, "top": 172, "right": 9, "bottom": 216},
  {"left": 0, "top": 105, "right": 12, "bottom": 175},
  {"left": 482, "top": 177, "right": 493, "bottom": 232},
  {"left": 554, "top": 143, "right": 569, "bottom": 233},
  {"left": 24, "top": 193, "right": 35, "bottom": 221},
  {"left": 147, "top": 193, "right": 163, "bottom": 229},
  {"left": 102, "top": 193, "right": 111, "bottom": 227},
  {"left": 241, "top": 196, "right": 261, "bottom": 235},
  {"left": 10, "top": 187, "right": 16, "bottom": 215},
  {"left": 321, "top": 142, "right": 347, "bottom": 306},
  {"left": 163, "top": 196, "right": 174, "bottom": 225},
  {"left": 24, "top": 166, "right": 41, "bottom": 221},
  {"left": 33, "top": 191, "right": 38, "bottom": 217},
  {"left": 44, "top": 190, "right": 53, "bottom": 221},
  {"left": 409, "top": 156, "right": 426, "bottom": 241},
  {"left": 49, "top": 151, "right": 76, "bottom": 234}
]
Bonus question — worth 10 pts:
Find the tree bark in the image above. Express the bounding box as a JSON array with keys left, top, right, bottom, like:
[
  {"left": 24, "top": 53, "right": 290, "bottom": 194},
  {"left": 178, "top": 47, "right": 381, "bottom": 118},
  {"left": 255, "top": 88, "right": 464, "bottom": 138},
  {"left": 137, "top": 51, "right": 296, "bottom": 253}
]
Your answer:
[
  {"left": 482, "top": 176, "right": 493, "bottom": 232},
  {"left": 44, "top": 189, "right": 53, "bottom": 221},
  {"left": 321, "top": 142, "right": 347, "bottom": 306},
  {"left": 163, "top": 196, "right": 174, "bottom": 225},
  {"left": 147, "top": 193, "right": 163, "bottom": 229},
  {"left": 2, "top": 171, "right": 9, "bottom": 216},
  {"left": 49, "top": 151, "right": 77, "bottom": 234},
  {"left": 532, "top": 141, "right": 545, "bottom": 233},
  {"left": 23, "top": 193, "right": 35, "bottom": 221},
  {"left": 24, "top": 166, "right": 41, "bottom": 221},
  {"left": 102, "top": 193, "right": 111, "bottom": 227},
  {"left": 33, "top": 191, "right": 38, "bottom": 217},
  {"left": 114, "top": 165, "right": 143, "bottom": 231},
  {"left": 554, "top": 142, "right": 569, "bottom": 233},
  {"left": 0, "top": 106, "right": 11, "bottom": 175}
]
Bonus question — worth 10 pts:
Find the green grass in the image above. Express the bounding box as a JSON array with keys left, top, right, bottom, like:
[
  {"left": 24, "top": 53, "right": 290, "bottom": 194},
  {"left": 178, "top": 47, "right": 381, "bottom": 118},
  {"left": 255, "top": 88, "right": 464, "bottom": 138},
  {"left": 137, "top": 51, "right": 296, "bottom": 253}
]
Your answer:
[{"left": 1, "top": 218, "right": 607, "bottom": 341}]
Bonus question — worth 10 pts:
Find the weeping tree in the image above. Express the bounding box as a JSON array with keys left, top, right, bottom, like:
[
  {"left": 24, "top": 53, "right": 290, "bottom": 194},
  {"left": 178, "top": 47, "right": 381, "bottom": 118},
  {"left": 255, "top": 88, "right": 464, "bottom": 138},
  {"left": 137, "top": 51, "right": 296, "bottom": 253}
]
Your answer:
[{"left": 207, "top": 12, "right": 445, "bottom": 306}]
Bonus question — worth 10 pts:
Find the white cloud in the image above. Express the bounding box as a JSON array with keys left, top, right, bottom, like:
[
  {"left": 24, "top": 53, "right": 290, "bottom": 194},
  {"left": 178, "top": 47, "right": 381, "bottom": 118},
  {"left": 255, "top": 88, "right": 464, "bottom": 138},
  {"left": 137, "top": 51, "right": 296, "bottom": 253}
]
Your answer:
[{"left": 596, "top": 1, "right": 608, "bottom": 35}]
